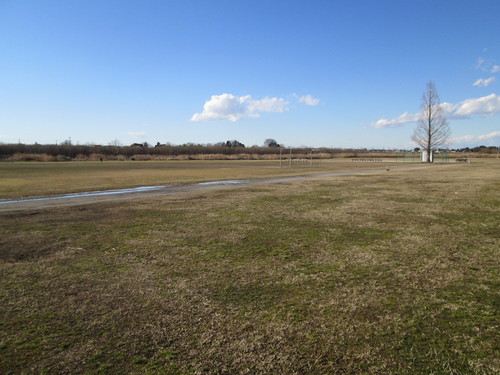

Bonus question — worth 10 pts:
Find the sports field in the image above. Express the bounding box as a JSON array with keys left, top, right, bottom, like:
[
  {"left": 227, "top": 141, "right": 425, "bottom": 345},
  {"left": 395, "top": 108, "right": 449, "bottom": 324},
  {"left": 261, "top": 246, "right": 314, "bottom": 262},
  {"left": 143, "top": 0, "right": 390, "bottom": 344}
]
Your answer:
[{"left": 1, "top": 160, "right": 498, "bottom": 374}]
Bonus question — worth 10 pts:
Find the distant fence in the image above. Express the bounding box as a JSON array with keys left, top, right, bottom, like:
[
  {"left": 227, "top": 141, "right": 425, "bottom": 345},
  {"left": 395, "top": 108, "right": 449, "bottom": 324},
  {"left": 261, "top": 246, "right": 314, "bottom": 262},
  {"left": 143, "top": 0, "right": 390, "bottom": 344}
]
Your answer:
[
  {"left": 352, "top": 158, "right": 383, "bottom": 162},
  {"left": 280, "top": 157, "right": 322, "bottom": 168}
]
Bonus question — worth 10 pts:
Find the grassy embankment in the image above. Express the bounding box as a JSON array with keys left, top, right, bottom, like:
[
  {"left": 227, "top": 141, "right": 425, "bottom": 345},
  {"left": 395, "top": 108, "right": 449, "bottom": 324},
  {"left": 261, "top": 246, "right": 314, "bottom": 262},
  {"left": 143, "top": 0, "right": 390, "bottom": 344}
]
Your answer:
[{"left": 0, "top": 160, "right": 498, "bottom": 373}]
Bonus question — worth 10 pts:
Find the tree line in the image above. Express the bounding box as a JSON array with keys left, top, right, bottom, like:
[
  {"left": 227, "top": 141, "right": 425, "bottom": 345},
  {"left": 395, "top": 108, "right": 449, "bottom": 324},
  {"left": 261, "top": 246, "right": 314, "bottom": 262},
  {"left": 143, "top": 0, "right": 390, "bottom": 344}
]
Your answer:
[
  {"left": 0, "top": 140, "right": 496, "bottom": 161},
  {"left": 0, "top": 142, "right": 410, "bottom": 161}
]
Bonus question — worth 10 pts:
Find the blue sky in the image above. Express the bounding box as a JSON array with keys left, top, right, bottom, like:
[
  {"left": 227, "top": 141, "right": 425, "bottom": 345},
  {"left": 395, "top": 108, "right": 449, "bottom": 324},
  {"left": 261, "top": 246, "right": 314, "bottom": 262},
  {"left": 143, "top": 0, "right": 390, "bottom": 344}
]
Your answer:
[{"left": 1, "top": 0, "right": 499, "bottom": 148}]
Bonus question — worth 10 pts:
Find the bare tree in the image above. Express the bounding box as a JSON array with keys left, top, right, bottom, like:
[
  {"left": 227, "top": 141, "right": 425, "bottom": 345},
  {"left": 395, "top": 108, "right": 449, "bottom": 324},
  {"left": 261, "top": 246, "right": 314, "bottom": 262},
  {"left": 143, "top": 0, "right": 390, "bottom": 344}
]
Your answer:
[{"left": 411, "top": 82, "right": 451, "bottom": 162}]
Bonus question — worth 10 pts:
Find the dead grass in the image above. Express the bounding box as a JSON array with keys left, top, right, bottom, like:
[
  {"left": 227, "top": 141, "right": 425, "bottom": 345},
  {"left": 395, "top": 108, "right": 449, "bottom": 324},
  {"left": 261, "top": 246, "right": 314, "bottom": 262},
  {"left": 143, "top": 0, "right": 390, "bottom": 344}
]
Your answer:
[
  {"left": 1, "top": 161, "right": 498, "bottom": 374},
  {"left": 0, "top": 159, "right": 416, "bottom": 199}
]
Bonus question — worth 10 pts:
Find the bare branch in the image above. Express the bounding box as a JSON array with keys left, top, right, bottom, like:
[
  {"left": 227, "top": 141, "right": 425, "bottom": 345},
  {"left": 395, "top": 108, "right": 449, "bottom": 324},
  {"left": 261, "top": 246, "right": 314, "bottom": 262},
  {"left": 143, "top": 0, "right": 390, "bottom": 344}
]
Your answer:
[{"left": 412, "top": 82, "right": 451, "bottom": 162}]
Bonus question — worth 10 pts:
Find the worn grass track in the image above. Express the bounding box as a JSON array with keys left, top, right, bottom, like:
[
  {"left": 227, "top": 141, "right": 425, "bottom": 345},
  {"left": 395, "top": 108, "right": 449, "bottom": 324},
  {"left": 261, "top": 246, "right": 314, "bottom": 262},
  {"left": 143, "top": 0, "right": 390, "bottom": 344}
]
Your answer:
[
  {"left": 1, "top": 161, "right": 498, "bottom": 374},
  {"left": 0, "top": 159, "right": 412, "bottom": 199}
]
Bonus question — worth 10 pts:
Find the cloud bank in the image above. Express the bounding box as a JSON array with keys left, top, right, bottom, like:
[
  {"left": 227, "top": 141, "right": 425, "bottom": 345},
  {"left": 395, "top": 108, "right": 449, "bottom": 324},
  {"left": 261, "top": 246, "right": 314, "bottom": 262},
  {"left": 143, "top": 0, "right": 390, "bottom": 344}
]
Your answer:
[
  {"left": 373, "top": 94, "right": 500, "bottom": 128},
  {"left": 191, "top": 94, "right": 289, "bottom": 122}
]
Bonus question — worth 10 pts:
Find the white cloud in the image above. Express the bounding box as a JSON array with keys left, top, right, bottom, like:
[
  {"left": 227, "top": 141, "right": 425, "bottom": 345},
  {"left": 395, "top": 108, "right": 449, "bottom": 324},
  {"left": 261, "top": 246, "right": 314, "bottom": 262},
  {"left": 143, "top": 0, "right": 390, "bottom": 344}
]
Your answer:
[
  {"left": 247, "top": 96, "right": 289, "bottom": 112},
  {"left": 451, "top": 131, "right": 500, "bottom": 144},
  {"left": 473, "top": 77, "right": 495, "bottom": 87},
  {"left": 372, "top": 112, "right": 420, "bottom": 128},
  {"left": 453, "top": 94, "right": 500, "bottom": 117},
  {"left": 373, "top": 94, "right": 500, "bottom": 128},
  {"left": 451, "top": 134, "right": 475, "bottom": 143},
  {"left": 191, "top": 93, "right": 289, "bottom": 122},
  {"left": 437, "top": 102, "right": 469, "bottom": 120},
  {"left": 298, "top": 95, "right": 320, "bottom": 106},
  {"left": 478, "top": 130, "right": 500, "bottom": 140},
  {"left": 491, "top": 65, "right": 500, "bottom": 73}
]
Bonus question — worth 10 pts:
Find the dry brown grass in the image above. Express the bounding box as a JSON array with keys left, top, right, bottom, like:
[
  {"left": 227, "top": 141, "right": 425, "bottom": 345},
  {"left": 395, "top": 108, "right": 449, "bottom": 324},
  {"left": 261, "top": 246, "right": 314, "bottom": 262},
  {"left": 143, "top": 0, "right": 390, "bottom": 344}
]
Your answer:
[
  {"left": 1, "top": 160, "right": 498, "bottom": 374},
  {"left": 0, "top": 159, "right": 416, "bottom": 199}
]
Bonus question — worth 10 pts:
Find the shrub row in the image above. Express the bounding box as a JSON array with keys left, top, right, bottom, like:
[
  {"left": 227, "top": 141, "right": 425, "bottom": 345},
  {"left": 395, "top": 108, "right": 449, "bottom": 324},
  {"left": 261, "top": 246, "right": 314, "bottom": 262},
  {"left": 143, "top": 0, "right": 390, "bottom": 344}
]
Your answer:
[
  {"left": 2, "top": 143, "right": 495, "bottom": 161},
  {"left": 0, "top": 144, "right": 400, "bottom": 161}
]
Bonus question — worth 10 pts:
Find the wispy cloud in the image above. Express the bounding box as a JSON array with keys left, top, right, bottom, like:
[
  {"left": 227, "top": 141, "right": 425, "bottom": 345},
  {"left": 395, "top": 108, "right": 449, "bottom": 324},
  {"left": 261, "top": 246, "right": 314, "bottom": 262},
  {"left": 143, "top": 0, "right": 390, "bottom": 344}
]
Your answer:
[
  {"left": 372, "top": 112, "right": 420, "bottom": 128},
  {"left": 475, "top": 57, "right": 500, "bottom": 73},
  {"left": 191, "top": 94, "right": 289, "bottom": 122},
  {"left": 473, "top": 77, "right": 495, "bottom": 87},
  {"left": 373, "top": 94, "right": 500, "bottom": 128},
  {"left": 298, "top": 95, "right": 320, "bottom": 106},
  {"left": 451, "top": 131, "right": 500, "bottom": 145},
  {"left": 475, "top": 57, "right": 487, "bottom": 71}
]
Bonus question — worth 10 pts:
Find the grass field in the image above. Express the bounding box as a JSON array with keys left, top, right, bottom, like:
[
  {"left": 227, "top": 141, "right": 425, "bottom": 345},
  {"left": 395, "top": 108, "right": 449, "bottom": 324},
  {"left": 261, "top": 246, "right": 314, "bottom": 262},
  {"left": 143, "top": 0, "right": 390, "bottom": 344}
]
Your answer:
[
  {"left": 1, "top": 159, "right": 409, "bottom": 199},
  {"left": 1, "top": 160, "right": 499, "bottom": 374}
]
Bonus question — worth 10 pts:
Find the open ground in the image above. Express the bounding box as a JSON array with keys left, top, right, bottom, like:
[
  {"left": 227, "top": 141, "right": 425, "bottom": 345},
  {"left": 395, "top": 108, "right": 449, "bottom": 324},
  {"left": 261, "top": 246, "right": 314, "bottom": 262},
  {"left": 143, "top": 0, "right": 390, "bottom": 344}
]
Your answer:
[
  {"left": 0, "top": 160, "right": 499, "bottom": 374},
  {"left": 0, "top": 159, "right": 414, "bottom": 199}
]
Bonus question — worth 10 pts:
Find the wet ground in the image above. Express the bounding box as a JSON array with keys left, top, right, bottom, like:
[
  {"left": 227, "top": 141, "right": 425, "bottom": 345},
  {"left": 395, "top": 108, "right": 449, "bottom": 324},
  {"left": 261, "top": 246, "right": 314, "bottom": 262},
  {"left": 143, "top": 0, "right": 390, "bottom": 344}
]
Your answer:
[{"left": 0, "top": 165, "right": 445, "bottom": 212}]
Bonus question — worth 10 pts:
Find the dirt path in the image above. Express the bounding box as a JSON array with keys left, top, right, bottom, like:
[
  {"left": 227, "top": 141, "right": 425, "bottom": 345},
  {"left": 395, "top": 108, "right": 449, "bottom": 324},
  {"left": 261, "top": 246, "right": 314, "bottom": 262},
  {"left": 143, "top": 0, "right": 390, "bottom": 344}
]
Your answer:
[{"left": 0, "top": 165, "right": 449, "bottom": 212}]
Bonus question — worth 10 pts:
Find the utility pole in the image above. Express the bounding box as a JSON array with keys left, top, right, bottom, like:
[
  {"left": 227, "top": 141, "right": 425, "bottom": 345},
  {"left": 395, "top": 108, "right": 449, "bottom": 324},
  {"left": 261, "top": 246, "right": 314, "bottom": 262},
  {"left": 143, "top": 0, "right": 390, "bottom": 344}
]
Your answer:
[{"left": 289, "top": 148, "right": 292, "bottom": 168}]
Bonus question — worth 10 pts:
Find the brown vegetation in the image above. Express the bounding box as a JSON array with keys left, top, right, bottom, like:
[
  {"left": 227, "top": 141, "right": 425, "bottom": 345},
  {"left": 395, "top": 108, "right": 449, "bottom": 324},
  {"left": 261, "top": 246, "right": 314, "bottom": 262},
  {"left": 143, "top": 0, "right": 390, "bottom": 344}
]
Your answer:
[
  {"left": 1, "top": 143, "right": 497, "bottom": 162},
  {"left": 0, "top": 159, "right": 404, "bottom": 199},
  {"left": 1, "top": 143, "right": 403, "bottom": 161},
  {"left": 1, "top": 161, "right": 498, "bottom": 373}
]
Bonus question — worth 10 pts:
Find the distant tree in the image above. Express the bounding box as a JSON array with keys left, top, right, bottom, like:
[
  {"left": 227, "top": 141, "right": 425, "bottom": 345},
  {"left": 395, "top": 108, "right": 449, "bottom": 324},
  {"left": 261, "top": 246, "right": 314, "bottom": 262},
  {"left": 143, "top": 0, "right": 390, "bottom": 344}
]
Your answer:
[
  {"left": 264, "top": 138, "right": 280, "bottom": 147},
  {"left": 414, "top": 147, "right": 420, "bottom": 152},
  {"left": 411, "top": 82, "right": 451, "bottom": 162},
  {"left": 225, "top": 140, "right": 245, "bottom": 148}
]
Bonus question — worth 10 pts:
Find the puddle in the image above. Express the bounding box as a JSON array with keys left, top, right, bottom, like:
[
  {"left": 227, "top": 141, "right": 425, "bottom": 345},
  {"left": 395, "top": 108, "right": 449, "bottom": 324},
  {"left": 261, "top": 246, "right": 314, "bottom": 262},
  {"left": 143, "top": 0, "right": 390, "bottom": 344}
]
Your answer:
[
  {"left": 0, "top": 185, "right": 169, "bottom": 205},
  {"left": 0, "top": 180, "right": 249, "bottom": 205},
  {"left": 0, "top": 166, "right": 434, "bottom": 208},
  {"left": 197, "top": 180, "right": 249, "bottom": 186}
]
